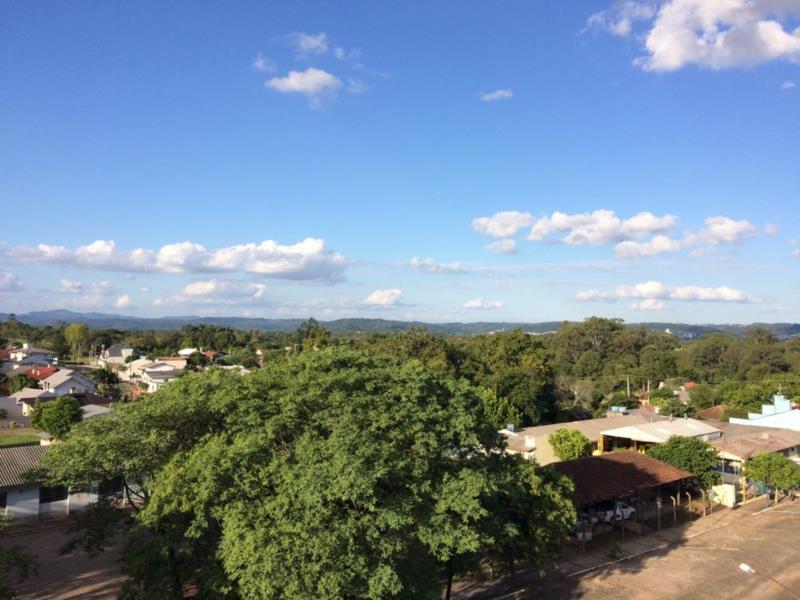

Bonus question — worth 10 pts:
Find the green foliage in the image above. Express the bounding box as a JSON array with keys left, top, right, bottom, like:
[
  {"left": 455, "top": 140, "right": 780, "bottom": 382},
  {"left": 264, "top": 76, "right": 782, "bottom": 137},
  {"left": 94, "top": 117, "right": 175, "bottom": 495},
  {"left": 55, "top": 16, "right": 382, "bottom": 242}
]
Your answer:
[
  {"left": 548, "top": 428, "right": 592, "bottom": 461},
  {"left": 646, "top": 436, "right": 719, "bottom": 489},
  {"left": 91, "top": 367, "right": 121, "bottom": 400},
  {"left": 31, "top": 396, "right": 83, "bottom": 439},
  {"left": 294, "top": 317, "right": 331, "bottom": 351},
  {"left": 38, "top": 350, "right": 575, "bottom": 598},
  {"left": 9, "top": 373, "right": 37, "bottom": 393},
  {"left": 745, "top": 453, "right": 800, "bottom": 492},
  {"left": 184, "top": 351, "right": 209, "bottom": 372},
  {"left": 64, "top": 322, "right": 89, "bottom": 358}
]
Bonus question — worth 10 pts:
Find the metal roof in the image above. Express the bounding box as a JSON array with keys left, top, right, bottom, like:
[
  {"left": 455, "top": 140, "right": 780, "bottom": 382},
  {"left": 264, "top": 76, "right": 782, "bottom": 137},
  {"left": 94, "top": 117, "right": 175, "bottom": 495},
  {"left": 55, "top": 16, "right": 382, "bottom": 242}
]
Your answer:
[
  {"left": 0, "top": 445, "right": 47, "bottom": 488},
  {"left": 601, "top": 418, "right": 721, "bottom": 444}
]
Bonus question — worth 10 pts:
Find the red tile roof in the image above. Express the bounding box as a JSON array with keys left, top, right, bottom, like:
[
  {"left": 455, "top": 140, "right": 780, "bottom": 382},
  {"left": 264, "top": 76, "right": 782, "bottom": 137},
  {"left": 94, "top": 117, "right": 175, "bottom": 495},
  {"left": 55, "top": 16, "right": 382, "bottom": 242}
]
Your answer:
[
  {"left": 27, "top": 366, "right": 59, "bottom": 381},
  {"left": 696, "top": 405, "right": 728, "bottom": 421},
  {"left": 552, "top": 451, "right": 694, "bottom": 507}
]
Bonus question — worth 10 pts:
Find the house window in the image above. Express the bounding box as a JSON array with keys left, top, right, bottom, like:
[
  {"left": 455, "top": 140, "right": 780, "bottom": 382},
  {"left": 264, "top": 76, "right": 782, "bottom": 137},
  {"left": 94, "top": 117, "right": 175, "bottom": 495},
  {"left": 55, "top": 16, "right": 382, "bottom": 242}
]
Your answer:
[
  {"left": 0, "top": 492, "right": 6, "bottom": 508},
  {"left": 39, "top": 485, "right": 68, "bottom": 504}
]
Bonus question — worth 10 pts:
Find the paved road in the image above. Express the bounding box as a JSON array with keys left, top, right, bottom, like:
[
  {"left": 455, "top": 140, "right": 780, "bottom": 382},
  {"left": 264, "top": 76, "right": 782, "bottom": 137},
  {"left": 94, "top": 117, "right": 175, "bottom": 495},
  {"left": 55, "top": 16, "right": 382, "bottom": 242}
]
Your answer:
[{"left": 455, "top": 499, "right": 800, "bottom": 599}]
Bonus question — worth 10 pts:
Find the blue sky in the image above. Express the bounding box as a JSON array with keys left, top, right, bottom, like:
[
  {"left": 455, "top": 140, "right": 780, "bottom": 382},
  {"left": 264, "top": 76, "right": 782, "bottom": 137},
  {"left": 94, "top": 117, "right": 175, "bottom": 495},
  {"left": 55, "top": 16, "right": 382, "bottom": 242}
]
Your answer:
[{"left": 1, "top": 1, "right": 798, "bottom": 323}]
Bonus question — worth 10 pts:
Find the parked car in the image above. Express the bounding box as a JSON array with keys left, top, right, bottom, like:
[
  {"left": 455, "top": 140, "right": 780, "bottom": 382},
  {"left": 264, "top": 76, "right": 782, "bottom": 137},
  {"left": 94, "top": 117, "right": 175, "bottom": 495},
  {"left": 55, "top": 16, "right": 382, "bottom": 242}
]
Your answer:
[{"left": 593, "top": 500, "right": 636, "bottom": 523}]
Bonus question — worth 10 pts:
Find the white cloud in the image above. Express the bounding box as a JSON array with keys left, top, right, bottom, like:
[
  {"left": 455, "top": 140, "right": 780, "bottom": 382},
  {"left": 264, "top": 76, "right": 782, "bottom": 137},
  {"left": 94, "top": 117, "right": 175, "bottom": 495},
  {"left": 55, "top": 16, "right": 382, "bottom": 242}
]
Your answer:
[
  {"left": 575, "top": 290, "right": 617, "bottom": 303},
  {"left": 578, "top": 280, "right": 759, "bottom": 304},
  {"left": 764, "top": 223, "right": 779, "bottom": 236},
  {"left": 139, "top": 287, "right": 151, "bottom": 293},
  {"left": 267, "top": 68, "right": 342, "bottom": 103},
  {"left": 614, "top": 215, "right": 756, "bottom": 258},
  {"left": 363, "top": 288, "right": 402, "bottom": 306},
  {"left": 528, "top": 210, "right": 677, "bottom": 245},
  {"left": 251, "top": 53, "right": 277, "bottom": 73},
  {"left": 155, "top": 279, "right": 269, "bottom": 307},
  {"left": 7, "top": 238, "right": 347, "bottom": 281},
  {"left": 783, "top": 79, "right": 797, "bottom": 89},
  {"left": 592, "top": 0, "right": 800, "bottom": 71},
  {"left": 586, "top": 2, "right": 656, "bottom": 37},
  {"left": 58, "top": 278, "right": 84, "bottom": 293},
  {"left": 632, "top": 298, "right": 667, "bottom": 310},
  {"left": 793, "top": 249, "right": 800, "bottom": 257},
  {"left": 480, "top": 89, "right": 513, "bottom": 102},
  {"left": 472, "top": 211, "right": 534, "bottom": 238},
  {"left": 0, "top": 272, "right": 21, "bottom": 292},
  {"left": 486, "top": 239, "right": 518, "bottom": 254},
  {"left": 409, "top": 257, "right": 464, "bottom": 273},
  {"left": 463, "top": 297, "right": 505, "bottom": 310},
  {"left": 115, "top": 294, "right": 130, "bottom": 309},
  {"left": 288, "top": 32, "right": 328, "bottom": 56}
]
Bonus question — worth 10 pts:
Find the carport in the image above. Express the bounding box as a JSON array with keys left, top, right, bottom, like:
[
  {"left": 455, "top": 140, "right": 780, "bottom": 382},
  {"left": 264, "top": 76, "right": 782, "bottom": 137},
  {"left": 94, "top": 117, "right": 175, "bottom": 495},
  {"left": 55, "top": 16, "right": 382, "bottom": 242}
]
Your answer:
[{"left": 553, "top": 450, "right": 695, "bottom": 536}]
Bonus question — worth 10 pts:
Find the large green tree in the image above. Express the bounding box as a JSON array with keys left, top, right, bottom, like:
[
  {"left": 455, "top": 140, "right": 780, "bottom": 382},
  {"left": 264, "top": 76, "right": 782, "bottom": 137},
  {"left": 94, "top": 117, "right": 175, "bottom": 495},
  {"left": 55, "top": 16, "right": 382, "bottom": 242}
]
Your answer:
[
  {"left": 548, "top": 428, "right": 592, "bottom": 461},
  {"left": 36, "top": 350, "right": 575, "bottom": 599},
  {"left": 64, "top": 323, "right": 89, "bottom": 359},
  {"left": 646, "top": 436, "right": 719, "bottom": 489},
  {"left": 745, "top": 452, "right": 800, "bottom": 497},
  {"left": 9, "top": 373, "right": 37, "bottom": 393},
  {"left": 31, "top": 396, "right": 83, "bottom": 439}
]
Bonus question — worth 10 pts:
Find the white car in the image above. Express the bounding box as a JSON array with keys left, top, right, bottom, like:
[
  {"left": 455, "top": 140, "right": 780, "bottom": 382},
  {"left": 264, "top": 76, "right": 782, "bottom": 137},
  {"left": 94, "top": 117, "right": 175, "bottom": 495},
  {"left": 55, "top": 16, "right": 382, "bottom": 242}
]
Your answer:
[{"left": 594, "top": 500, "right": 636, "bottom": 523}]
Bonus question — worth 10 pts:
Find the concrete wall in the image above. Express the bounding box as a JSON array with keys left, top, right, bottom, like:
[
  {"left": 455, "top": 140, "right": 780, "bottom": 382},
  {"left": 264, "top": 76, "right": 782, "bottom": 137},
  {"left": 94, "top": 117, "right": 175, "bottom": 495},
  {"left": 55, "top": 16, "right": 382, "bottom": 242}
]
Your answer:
[{"left": 4, "top": 486, "right": 41, "bottom": 520}]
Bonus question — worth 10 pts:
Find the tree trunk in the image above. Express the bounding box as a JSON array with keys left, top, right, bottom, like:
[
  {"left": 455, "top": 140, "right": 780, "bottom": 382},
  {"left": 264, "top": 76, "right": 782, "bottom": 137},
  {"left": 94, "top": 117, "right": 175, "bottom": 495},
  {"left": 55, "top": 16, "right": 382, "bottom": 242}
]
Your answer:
[{"left": 445, "top": 561, "right": 454, "bottom": 600}]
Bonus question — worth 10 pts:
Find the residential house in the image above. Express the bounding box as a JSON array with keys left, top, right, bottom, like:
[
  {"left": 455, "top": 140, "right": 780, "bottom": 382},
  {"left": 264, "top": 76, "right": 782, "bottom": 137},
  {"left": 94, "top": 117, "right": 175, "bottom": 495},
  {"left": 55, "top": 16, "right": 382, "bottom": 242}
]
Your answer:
[
  {"left": 178, "top": 347, "right": 199, "bottom": 358},
  {"left": 122, "top": 357, "right": 156, "bottom": 382},
  {"left": 19, "top": 391, "right": 112, "bottom": 419},
  {"left": 499, "top": 411, "right": 669, "bottom": 465},
  {"left": 8, "top": 344, "right": 57, "bottom": 366},
  {"left": 39, "top": 369, "right": 96, "bottom": 397},
  {"left": 97, "top": 343, "right": 136, "bottom": 367},
  {"left": 10, "top": 387, "right": 55, "bottom": 411},
  {"left": 140, "top": 363, "right": 183, "bottom": 393},
  {"left": 598, "top": 416, "right": 722, "bottom": 453},
  {"left": 0, "top": 445, "right": 117, "bottom": 520}
]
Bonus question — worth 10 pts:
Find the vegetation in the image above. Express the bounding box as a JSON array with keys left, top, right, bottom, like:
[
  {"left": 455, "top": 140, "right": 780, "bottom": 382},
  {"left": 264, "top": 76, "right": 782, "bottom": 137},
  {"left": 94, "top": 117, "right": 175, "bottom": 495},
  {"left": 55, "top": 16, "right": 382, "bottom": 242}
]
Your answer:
[
  {"left": 646, "top": 436, "right": 720, "bottom": 490},
  {"left": 36, "top": 350, "right": 576, "bottom": 598},
  {"left": 90, "top": 367, "right": 122, "bottom": 400},
  {"left": 548, "top": 428, "right": 592, "bottom": 461},
  {"left": 64, "top": 322, "right": 89, "bottom": 359},
  {"left": 9, "top": 374, "right": 37, "bottom": 394},
  {"left": 31, "top": 397, "right": 83, "bottom": 439},
  {"left": 0, "top": 433, "right": 41, "bottom": 448},
  {"left": 745, "top": 453, "right": 800, "bottom": 496}
]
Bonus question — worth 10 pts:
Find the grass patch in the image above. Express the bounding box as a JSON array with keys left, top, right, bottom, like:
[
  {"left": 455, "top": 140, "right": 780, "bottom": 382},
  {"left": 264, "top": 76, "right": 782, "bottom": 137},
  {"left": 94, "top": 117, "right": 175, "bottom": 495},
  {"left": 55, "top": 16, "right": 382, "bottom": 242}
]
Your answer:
[{"left": 0, "top": 433, "right": 40, "bottom": 447}]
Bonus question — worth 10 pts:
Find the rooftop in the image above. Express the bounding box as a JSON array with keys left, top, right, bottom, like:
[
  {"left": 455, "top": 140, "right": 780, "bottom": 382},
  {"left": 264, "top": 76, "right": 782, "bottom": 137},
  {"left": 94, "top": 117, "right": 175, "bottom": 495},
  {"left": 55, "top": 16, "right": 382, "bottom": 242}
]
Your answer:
[
  {"left": 0, "top": 445, "right": 47, "bottom": 488},
  {"left": 552, "top": 451, "right": 694, "bottom": 506},
  {"left": 601, "top": 417, "right": 721, "bottom": 444}
]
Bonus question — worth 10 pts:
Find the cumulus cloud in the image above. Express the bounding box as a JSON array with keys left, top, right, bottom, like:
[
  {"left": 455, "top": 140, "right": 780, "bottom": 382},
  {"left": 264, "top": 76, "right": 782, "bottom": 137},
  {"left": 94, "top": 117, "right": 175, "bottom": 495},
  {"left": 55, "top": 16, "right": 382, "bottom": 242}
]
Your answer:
[
  {"left": 463, "top": 297, "right": 504, "bottom": 310},
  {"left": 783, "top": 79, "right": 797, "bottom": 89},
  {"left": 155, "top": 279, "right": 269, "bottom": 307},
  {"left": 614, "top": 215, "right": 756, "bottom": 258},
  {"left": 288, "top": 32, "right": 329, "bottom": 56},
  {"left": 115, "top": 294, "right": 130, "bottom": 309},
  {"left": 0, "top": 272, "right": 21, "bottom": 291},
  {"left": 58, "top": 279, "right": 84, "bottom": 293},
  {"left": 633, "top": 298, "right": 667, "bottom": 310},
  {"left": 480, "top": 89, "right": 513, "bottom": 102},
  {"left": 409, "top": 257, "right": 464, "bottom": 273},
  {"left": 6, "top": 238, "right": 347, "bottom": 281},
  {"left": 577, "top": 279, "right": 759, "bottom": 307},
  {"left": 590, "top": 0, "right": 800, "bottom": 71},
  {"left": 528, "top": 210, "right": 677, "bottom": 244},
  {"left": 486, "top": 239, "right": 518, "bottom": 254},
  {"left": 363, "top": 288, "right": 402, "bottom": 306},
  {"left": 472, "top": 211, "right": 534, "bottom": 238},
  {"left": 267, "top": 68, "right": 342, "bottom": 104}
]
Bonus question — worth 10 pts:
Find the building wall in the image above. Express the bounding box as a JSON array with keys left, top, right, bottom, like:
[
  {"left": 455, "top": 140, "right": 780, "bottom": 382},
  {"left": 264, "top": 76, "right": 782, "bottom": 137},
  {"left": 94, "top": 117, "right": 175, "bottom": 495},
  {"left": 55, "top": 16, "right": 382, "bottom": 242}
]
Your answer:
[{"left": 4, "top": 486, "right": 40, "bottom": 520}]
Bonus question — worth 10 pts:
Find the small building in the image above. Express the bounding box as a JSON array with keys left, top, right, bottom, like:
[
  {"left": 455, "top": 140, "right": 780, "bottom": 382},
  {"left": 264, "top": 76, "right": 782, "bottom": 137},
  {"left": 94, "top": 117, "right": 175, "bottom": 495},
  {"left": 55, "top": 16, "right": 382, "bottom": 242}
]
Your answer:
[
  {"left": 97, "top": 343, "right": 136, "bottom": 367},
  {"left": 8, "top": 344, "right": 57, "bottom": 366},
  {"left": 177, "top": 348, "right": 199, "bottom": 358},
  {"left": 122, "top": 358, "right": 156, "bottom": 382},
  {"left": 499, "top": 412, "right": 669, "bottom": 465},
  {"left": 39, "top": 369, "right": 96, "bottom": 397},
  {"left": 140, "top": 364, "right": 183, "bottom": 393},
  {"left": 728, "top": 395, "right": 800, "bottom": 432},
  {"left": 599, "top": 416, "right": 721, "bottom": 453},
  {"left": 710, "top": 421, "right": 800, "bottom": 481},
  {"left": 10, "top": 387, "right": 55, "bottom": 410},
  {"left": 552, "top": 451, "right": 694, "bottom": 513},
  {"left": 19, "top": 391, "right": 112, "bottom": 419}
]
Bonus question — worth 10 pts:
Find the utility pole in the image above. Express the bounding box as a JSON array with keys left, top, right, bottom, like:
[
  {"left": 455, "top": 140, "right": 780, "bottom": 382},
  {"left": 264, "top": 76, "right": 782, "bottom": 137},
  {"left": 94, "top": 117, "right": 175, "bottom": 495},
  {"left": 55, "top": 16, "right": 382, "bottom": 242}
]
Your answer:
[{"left": 627, "top": 375, "right": 631, "bottom": 398}]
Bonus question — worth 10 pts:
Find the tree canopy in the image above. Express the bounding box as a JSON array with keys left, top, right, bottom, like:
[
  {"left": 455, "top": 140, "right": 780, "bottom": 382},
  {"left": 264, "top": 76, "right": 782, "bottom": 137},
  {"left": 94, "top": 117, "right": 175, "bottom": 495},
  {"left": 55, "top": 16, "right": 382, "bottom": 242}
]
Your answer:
[
  {"left": 37, "top": 349, "right": 575, "bottom": 599},
  {"left": 646, "top": 436, "right": 719, "bottom": 490},
  {"left": 31, "top": 396, "right": 83, "bottom": 439},
  {"left": 745, "top": 452, "right": 800, "bottom": 493},
  {"left": 548, "top": 428, "right": 592, "bottom": 461}
]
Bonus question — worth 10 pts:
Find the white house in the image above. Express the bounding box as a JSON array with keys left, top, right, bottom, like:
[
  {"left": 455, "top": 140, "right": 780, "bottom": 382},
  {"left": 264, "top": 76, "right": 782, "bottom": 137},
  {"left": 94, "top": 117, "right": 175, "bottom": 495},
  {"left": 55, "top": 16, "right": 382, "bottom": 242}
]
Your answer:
[
  {"left": 178, "top": 348, "right": 199, "bottom": 358},
  {"left": 0, "top": 445, "right": 122, "bottom": 520},
  {"left": 8, "top": 344, "right": 57, "bottom": 367},
  {"left": 140, "top": 363, "right": 183, "bottom": 393},
  {"left": 39, "top": 369, "right": 96, "bottom": 397},
  {"left": 729, "top": 395, "right": 800, "bottom": 432},
  {"left": 97, "top": 343, "right": 136, "bottom": 367}
]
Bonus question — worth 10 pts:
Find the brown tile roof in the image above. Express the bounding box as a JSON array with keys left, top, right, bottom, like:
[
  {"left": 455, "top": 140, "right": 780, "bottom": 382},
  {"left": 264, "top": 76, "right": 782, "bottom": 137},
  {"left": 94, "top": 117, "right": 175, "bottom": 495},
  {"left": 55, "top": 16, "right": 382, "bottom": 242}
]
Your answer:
[
  {"left": 28, "top": 366, "right": 58, "bottom": 381},
  {"left": 552, "top": 451, "right": 694, "bottom": 507},
  {"left": 0, "top": 445, "right": 47, "bottom": 488}
]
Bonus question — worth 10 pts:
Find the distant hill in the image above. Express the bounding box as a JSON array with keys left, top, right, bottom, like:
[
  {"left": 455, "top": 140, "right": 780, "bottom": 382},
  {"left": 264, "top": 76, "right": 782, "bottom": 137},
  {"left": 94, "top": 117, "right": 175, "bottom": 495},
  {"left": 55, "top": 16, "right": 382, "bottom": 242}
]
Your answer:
[{"left": 1, "top": 310, "right": 799, "bottom": 339}]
